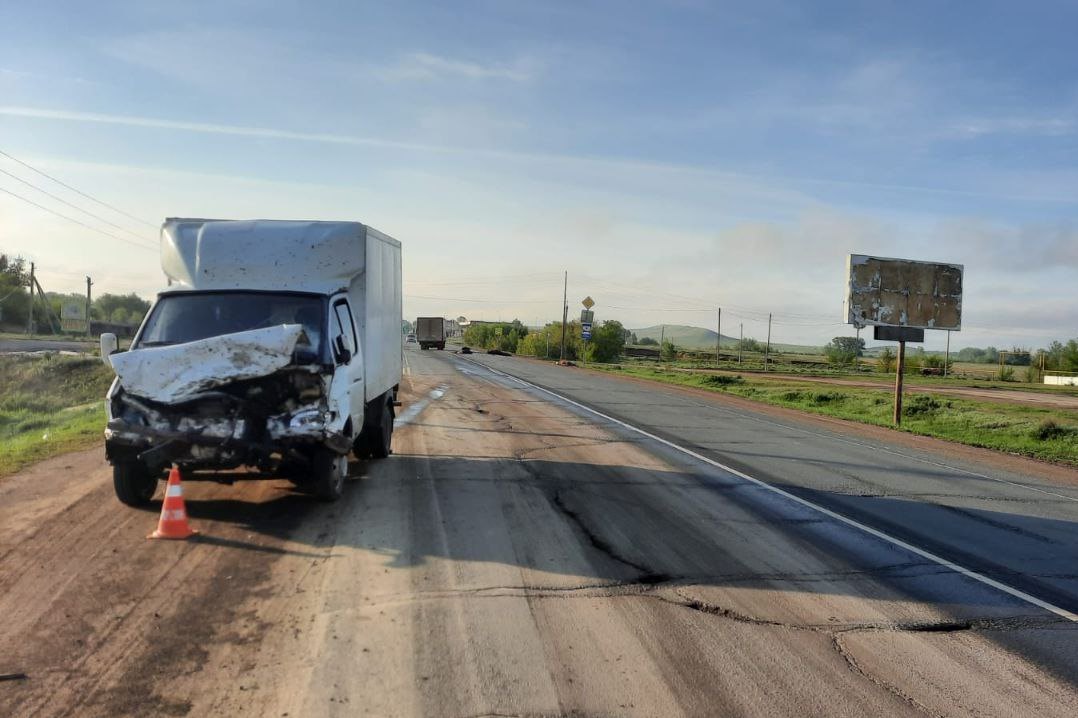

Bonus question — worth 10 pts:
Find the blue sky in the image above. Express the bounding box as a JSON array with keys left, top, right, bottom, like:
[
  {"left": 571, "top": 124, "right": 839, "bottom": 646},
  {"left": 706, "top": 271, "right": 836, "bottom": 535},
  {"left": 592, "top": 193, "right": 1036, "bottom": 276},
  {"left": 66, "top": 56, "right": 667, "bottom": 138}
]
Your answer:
[{"left": 1, "top": 1, "right": 1076, "bottom": 347}]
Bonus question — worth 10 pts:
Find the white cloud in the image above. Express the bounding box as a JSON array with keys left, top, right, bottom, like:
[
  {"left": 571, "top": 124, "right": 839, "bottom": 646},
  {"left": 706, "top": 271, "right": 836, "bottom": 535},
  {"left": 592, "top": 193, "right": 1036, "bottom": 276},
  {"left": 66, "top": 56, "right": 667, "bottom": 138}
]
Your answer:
[{"left": 374, "top": 52, "right": 539, "bottom": 83}]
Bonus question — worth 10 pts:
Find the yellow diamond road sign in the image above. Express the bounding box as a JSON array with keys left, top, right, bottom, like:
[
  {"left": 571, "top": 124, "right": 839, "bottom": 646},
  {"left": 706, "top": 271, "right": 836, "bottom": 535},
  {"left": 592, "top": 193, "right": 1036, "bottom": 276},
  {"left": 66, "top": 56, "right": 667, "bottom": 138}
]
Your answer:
[{"left": 581, "top": 296, "right": 595, "bottom": 309}]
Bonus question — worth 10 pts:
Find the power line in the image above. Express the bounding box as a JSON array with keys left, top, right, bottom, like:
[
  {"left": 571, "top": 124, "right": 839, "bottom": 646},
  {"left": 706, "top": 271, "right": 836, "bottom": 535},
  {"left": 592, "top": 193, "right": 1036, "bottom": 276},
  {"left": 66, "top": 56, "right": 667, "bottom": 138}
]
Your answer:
[
  {"left": 0, "top": 147, "right": 158, "bottom": 229},
  {"left": 0, "top": 166, "right": 156, "bottom": 245},
  {"left": 404, "top": 293, "right": 553, "bottom": 304},
  {"left": 0, "top": 186, "right": 156, "bottom": 252}
]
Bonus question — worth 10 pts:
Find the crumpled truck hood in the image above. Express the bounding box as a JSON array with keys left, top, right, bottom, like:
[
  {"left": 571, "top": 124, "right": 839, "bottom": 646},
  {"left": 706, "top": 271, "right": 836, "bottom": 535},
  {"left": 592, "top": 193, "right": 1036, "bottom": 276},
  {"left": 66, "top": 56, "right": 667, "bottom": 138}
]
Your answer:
[{"left": 109, "top": 324, "right": 308, "bottom": 404}]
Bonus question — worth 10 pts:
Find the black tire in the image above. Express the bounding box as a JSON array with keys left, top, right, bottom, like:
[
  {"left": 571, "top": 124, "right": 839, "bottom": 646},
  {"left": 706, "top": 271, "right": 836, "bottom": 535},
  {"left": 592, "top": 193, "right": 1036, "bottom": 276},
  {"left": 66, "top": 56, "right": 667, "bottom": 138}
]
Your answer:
[
  {"left": 311, "top": 448, "right": 347, "bottom": 502},
  {"left": 368, "top": 399, "right": 395, "bottom": 459},
  {"left": 113, "top": 461, "right": 159, "bottom": 507},
  {"left": 352, "top": 433, "right": 372, "bottom": 460}
]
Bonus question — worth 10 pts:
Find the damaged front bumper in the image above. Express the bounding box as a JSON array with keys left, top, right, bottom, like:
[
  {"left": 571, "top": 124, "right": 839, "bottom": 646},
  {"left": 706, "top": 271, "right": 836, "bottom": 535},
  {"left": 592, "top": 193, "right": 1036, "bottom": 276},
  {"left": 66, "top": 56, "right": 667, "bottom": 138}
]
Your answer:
[{"left": 105, "top": 369, "right": 351, "bottom": 472}]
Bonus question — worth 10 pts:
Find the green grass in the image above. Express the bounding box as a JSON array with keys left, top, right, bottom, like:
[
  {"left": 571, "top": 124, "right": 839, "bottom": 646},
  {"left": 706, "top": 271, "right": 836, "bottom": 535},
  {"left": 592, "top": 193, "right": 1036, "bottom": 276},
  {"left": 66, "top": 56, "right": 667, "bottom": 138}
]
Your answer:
[
  {"left": 0, "top": 354, "right": 115, "bottom": 477},
  {"left": 594, "top": 364, "right": 1078, "bottom": 467}
]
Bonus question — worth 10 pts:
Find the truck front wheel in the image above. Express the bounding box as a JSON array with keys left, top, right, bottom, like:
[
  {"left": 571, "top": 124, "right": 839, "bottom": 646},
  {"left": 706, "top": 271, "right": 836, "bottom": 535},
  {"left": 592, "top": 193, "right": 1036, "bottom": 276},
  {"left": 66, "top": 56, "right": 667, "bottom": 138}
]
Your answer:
[
  {"left": 367, "top": 399, "right": 394, "bottom": 459},
  {"left": 113, "top": 461, "right": 159, "bottom": 507},
  {"left": 311, "top": 449, "right": 347, "bottom": 501}
]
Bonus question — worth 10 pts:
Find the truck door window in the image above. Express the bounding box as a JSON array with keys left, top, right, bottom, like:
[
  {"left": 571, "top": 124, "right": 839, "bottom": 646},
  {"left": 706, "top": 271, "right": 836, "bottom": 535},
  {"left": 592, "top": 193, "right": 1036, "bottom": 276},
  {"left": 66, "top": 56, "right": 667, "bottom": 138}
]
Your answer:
[{"left": 332, "top": 300, "right": 357, "bottom": 360}]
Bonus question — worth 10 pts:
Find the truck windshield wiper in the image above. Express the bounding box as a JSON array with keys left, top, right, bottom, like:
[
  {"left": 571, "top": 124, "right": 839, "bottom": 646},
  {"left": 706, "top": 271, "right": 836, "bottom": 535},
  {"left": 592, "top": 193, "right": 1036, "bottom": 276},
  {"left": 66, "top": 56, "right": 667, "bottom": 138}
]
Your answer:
[{"left": 138, "top": 340, "right": 177, "bottom": 347}]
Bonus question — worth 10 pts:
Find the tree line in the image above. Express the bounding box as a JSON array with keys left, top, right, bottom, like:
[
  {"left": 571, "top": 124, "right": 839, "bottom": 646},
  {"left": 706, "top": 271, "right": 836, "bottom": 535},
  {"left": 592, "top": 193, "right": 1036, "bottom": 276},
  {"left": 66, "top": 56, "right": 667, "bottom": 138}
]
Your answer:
[
  {"left": 462, "top": 319, "right": 628, "bottom": 363},
  {"left": 1, "top": 252, "right": 151, "bottom": 331}
]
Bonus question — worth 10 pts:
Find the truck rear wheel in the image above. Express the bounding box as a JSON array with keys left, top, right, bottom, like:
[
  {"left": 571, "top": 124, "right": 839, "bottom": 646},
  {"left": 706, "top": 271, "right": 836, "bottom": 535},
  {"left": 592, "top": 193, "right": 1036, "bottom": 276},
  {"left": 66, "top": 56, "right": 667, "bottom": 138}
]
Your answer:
[
  {"left": 311, "top": 449, "right": 347, "bottom": 501},
  {"left": 113, "top": 461, "right": 159, "bottom": 507}
]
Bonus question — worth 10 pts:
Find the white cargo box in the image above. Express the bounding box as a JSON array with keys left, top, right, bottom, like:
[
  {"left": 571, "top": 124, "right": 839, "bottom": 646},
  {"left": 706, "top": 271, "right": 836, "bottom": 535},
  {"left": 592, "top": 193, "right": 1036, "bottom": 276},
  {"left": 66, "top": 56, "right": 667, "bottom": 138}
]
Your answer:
[{"left": 160, "top": 219, "right": 402, "bottom": 402}]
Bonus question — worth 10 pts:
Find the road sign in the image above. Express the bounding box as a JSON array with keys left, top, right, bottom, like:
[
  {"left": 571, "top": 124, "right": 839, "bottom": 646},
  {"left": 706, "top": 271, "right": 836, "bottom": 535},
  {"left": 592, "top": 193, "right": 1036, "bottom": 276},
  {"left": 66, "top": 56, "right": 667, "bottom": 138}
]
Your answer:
[
  {"left": 580, "top": 309, "right": 594, "bottom": 323},
  {"left": 874, "top": 326, "right": 924, "bottom": 343},
  {"left": 581, "top": 321, "right": 592, "bottom": 340},
  {"left": 582, "top": 296, "right": 595, "bottom": 309}
]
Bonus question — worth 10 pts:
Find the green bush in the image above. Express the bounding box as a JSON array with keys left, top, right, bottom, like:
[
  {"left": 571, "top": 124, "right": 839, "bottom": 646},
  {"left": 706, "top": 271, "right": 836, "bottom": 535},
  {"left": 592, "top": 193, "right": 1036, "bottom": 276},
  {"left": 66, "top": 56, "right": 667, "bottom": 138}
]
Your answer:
[
  {"left": 904, "top": 394, "right": 943, "bottom": 416},
  {"left": 702, "top": 374, "right": 744, "bottom": 387},
  {"left": 1031, "top": 420, "right": 1078, "bottom": 441},
  {"left": 877, "top": 347, "right": 896, "bottom": 373}
]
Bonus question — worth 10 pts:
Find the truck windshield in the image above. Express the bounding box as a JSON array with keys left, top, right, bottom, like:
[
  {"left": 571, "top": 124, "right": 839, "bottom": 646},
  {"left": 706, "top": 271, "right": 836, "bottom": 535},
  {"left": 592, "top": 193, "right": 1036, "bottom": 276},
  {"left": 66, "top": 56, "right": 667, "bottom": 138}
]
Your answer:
[{"left": 136, "top": 292, "right": 325, "bottom": 361}]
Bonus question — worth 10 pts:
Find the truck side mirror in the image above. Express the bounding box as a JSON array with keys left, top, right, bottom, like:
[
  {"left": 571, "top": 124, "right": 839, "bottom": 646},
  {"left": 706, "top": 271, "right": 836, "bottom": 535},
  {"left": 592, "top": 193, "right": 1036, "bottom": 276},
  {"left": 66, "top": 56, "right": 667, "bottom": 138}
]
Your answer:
[
  {"left": 100, "top": 333, "right": 119, "bottom": 367},
  {"left": 333, "top": 334, "right": 352, "bottom": 364}
]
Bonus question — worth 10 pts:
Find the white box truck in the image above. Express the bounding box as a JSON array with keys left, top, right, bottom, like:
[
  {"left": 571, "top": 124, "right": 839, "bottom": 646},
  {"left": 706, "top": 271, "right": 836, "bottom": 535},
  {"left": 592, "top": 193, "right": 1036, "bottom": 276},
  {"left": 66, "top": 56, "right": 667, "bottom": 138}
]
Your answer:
[
  {"left": 416, "top": 316, "right": 446, "bottom": 350},
  {"left": 100, "top": 219, "right": 402, "bottom": 504}
]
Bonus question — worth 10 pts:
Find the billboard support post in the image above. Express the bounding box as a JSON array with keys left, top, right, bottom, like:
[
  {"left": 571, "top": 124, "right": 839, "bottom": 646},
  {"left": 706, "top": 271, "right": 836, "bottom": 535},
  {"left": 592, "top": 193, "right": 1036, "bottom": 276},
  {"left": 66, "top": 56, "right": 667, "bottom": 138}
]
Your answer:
[
  {"left": 894, "top": 341, "right": 906, "bottom": 425},
  {"left": 944, "top": 330, "right": 951, "bottom": 378}
]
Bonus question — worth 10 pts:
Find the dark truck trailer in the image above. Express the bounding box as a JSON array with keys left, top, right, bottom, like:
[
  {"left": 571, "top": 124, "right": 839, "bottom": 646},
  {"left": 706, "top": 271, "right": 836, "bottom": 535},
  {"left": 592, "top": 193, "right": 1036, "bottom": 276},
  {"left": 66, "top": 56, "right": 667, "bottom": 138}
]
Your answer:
[{"left": 416, "top": 316, "right": 446, "bottom": 350}]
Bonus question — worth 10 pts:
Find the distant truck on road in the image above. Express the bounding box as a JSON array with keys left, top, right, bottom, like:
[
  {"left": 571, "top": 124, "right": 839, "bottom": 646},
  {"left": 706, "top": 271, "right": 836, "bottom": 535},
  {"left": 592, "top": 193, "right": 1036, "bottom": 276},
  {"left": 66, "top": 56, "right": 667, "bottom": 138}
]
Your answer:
[
  {"left": 100, "top": 219, "right": 403, "bottom": 505},
  {"left": 416, "top": 316, "right": 446, "bottom": 350}
]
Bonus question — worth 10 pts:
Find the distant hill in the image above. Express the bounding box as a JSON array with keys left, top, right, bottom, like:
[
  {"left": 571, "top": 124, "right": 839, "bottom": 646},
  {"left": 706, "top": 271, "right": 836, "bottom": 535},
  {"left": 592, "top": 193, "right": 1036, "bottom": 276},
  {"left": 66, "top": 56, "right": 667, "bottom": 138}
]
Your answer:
[
  {"left": 631, "top": 325, "right": 736, "bottom": 350},
  {"left": 631, "top": 324, "right": 824, "bottom": 354}
]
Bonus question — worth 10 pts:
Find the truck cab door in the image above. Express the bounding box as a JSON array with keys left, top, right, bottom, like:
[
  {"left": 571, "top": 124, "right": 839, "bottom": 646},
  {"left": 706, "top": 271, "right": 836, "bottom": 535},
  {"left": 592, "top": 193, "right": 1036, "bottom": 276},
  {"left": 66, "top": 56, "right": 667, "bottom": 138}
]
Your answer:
[{"left": 329, "top": 297, "right": 365, "bottom": 432}]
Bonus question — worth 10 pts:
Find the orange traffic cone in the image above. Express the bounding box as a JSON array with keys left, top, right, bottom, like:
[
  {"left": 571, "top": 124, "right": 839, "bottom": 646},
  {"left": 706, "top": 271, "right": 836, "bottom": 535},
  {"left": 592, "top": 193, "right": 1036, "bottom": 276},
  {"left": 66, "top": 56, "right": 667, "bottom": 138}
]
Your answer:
[{"left": 148, "top": 465, "right": 199, "bottom": 540}]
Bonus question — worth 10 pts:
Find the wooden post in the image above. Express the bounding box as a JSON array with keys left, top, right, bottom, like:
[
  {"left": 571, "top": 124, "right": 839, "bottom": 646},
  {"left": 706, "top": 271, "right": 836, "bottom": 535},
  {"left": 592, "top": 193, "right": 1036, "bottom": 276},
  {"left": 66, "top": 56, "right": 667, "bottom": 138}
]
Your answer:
[
  {"left": 85, "top": 276, "right": 93, "bottom": 337},
  {"left": 716, "top": 308, "right": 721, "bottom": 366},
  {"left": 25, "top": 261, "right": 35, "bottom": 335},
  {"left": 764, "top": 313, "right": 772, "bottom": 371},
  {"left": 894, "top": 340, "right": 906, "bottom": 425},
  {"left": 559, "top": 271, "right": 567, "bottom": 362}
]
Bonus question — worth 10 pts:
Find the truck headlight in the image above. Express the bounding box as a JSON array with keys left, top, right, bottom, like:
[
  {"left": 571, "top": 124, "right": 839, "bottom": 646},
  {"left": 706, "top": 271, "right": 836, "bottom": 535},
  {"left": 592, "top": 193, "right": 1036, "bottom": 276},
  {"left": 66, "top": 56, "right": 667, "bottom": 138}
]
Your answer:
[{"left": 289, "top": 408, "right": 324, "bottom": 429}]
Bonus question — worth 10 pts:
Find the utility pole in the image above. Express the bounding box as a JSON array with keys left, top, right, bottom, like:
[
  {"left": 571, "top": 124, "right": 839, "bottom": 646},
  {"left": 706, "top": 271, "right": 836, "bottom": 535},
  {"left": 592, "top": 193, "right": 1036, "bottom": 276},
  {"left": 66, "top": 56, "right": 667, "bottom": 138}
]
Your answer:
[
  {"left": 764, "top": 312, "right": 772, "bottom": 371},
  {"left": 738, "top": 323, "right": 743, "bottom": 364},
  {"left": 716, "top": 308, "right": 721, "bottom": 366},
  {"left": 660, "top": 324, "right": 665, "bottom": 361},
  {"left": 944, "top": 330, "right": 951, "bottom": 378},
  {"left": 25, "top": 261, "right": 35, "bottom": 335},
  {"left": 85, "top": 276, "right": 93, "bottom": 337},
  {"left": 894, "top": 340, "right": 906, "bottom": 425},
  {"left": 559, "top": 270, "right": 568, "bottom": 362}
]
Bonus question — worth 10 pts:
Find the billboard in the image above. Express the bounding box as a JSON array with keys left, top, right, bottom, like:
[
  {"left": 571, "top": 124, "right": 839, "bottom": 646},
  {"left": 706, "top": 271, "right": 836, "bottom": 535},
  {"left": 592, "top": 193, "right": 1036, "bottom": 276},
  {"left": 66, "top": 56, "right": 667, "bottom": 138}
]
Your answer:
[
  {"left": 60, "top": 301, "right": 87, "bottom": 333},
  {"left": 845, "top": 254, "right": 963, "bottom": 330}
]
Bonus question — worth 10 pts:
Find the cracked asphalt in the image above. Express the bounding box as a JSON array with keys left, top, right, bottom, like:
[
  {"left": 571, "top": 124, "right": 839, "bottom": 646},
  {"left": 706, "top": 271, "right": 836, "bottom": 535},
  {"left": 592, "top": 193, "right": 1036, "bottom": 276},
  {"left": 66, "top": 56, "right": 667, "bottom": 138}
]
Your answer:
[{"left": 2, "top": 345, "right": 1077, "bottom": 717}]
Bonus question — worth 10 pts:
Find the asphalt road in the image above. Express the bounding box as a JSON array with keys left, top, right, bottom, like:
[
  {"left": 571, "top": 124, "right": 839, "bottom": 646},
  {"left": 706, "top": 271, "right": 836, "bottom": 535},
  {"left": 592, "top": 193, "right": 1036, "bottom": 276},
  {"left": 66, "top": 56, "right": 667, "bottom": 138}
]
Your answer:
[
  {"left": 0, "top": 338, "right": 94, "bottom": 353},
  {"left": 1, "top": 345, "right": 1076, "bottom": 716}
]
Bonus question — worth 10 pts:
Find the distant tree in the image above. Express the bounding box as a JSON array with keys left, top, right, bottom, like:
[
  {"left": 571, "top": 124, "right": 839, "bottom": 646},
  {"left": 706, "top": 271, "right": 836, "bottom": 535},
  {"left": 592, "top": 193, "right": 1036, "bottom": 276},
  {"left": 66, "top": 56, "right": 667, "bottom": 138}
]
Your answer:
[
  {"left": 877, "top": 347, "right": 896, "bottom": 373},
  {"left": 660, "top": 340, "right": 678, "bottom": 361},
  {"left": 740, "top": 337, "right": 764, "bottom": 353},
  {"left": 923, "top": 354, "right": 952, "bottom": 371},
  {"left": 402, "top": 319, "right": 413, "bottom": 335},
  {"left": 1063, "top": 339, "right": 1078, "bottom": 372},
  {"left": 0, "top": 253, "right": 28, "bottom": 281},
  {"left": 462, "top": 320, "right": 529, "bottom": 352},
  {"left": 638, "top": 337, "right": 659, "bottom": 346},
  {"left": 0, "top": 272, "right": 30, "bottom": 326},
  {"left": 824, "top": 336, "right": 865, "bottom": 365},
  {"left": 92, "top": 293, "right": 150, "bottom": 324},
  {"left": 588, "top": 320, "right": 626, "bottom": 363}
]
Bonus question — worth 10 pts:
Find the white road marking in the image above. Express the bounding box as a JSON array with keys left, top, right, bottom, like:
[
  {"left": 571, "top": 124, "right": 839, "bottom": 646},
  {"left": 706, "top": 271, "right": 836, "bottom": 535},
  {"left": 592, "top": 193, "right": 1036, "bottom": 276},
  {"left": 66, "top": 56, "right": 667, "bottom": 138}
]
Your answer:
[
  {"left": 677, "top": 395, "right": 1078, "bottom": 504},
  {"left": 464, "top": 357, "right": 1078, "bottom": 623},
  {"left": 395, "top": 385, "right": 448, "bottom": 428}
]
